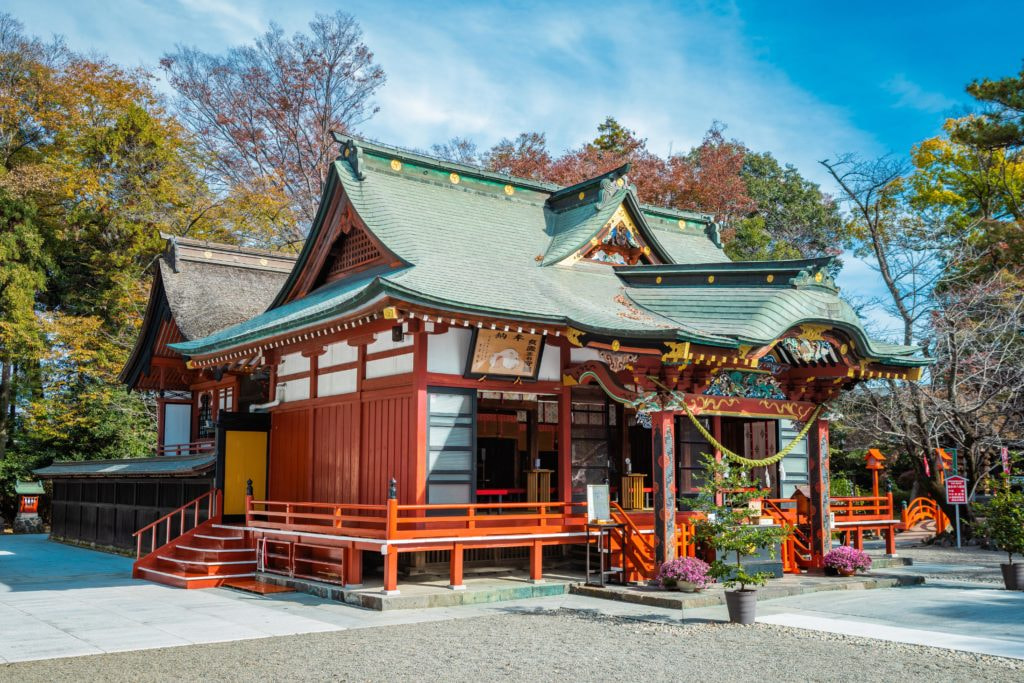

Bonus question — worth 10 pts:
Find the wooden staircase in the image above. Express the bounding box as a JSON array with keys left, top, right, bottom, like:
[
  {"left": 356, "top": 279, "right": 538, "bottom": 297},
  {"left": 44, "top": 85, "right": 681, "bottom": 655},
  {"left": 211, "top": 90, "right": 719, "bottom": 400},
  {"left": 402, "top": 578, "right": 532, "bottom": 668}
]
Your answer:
[{"left": 132, "top": 490, "right": 257, "bottom": 589}]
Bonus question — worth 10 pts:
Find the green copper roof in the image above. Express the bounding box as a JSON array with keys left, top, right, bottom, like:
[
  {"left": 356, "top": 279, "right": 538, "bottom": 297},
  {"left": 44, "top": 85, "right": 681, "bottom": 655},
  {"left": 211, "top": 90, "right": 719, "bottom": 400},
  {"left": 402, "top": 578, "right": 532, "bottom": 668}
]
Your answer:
[
  {"left": 34, "top": 455, "right": 215, "bottom": 478},
  {"left": 170, "top": 136, "right": 927, "bottom": 367},
  {"left": 15, "top": 480, "right": 44, "bottom": 494}
]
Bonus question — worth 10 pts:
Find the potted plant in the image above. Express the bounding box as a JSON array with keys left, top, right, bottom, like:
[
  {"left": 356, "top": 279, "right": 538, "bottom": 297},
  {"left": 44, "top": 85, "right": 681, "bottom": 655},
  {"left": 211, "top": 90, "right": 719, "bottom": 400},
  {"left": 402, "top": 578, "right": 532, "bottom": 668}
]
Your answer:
[
  {"left": 656, "top": 556, "right": 711, "bottom": 592},
  {"left": 823, "top": 546, "right": 872, "bottom": 576},
  {"left": 689, "top": 454, "right": 791, "bottom": 624},
  {"left": 974, "top": 481, "right": 1024, "bottom": 590}
]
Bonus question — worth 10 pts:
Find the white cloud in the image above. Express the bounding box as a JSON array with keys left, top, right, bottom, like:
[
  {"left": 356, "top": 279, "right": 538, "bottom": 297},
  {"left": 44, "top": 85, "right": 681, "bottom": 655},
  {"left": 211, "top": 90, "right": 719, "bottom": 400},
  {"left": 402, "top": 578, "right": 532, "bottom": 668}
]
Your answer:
[
  {"left": 6, "top": 0, "right": 892, "bottom": 306},
  {"left": 883, "top": 74, "right": 957, "bottom": 114}
]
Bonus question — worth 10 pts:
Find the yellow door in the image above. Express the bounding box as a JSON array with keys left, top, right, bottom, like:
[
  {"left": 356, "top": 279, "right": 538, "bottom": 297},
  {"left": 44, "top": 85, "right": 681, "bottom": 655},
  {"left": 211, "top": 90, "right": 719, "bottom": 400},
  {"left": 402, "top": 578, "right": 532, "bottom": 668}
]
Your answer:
[{"left": 223, "top": 430, "right": 268, "bottom": 515}]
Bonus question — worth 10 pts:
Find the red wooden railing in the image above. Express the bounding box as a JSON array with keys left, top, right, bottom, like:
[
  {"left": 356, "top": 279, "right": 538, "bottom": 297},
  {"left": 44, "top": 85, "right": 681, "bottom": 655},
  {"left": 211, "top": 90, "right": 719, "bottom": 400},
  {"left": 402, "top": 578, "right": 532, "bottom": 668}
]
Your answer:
[
  {"left": 609, "top": 502, "right": 696, "bottom": 582},
  {"left": 133, "top": 489, "right": 221, "bottom": 559},
  {"left": 762, "top": 498, "right": 810, "bottom": 572},
  {"left": 156, "top": 441, "right": 215, "bottom": 457},
  {"left": 830, "top": 494, "right": 895, "bottom": 522},
  {"left": 245, "top": 496, "right": 705, "bottom": 590}
]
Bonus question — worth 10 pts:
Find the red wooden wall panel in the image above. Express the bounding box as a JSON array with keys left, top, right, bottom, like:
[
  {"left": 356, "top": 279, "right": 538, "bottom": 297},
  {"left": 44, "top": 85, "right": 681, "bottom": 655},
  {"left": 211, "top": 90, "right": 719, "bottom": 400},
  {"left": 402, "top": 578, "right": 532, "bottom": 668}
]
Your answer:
[
  {"left": 312, "top": 401, "right": 360, "bottom": 503},
  {"left": 360, "top": 391, "right": 415, "bottom": 505},
  {"left": 267, "top": 390, "right": 418, "bottom": 505},
  {"left": 269, "top": 408, "right": 312, "bottom": 501}
]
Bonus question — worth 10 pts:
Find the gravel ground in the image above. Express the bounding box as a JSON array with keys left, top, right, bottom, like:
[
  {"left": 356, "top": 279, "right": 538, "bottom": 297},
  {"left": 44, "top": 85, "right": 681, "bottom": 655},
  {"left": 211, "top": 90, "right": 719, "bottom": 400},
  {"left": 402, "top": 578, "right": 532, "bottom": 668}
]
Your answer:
[{"left": 3, "top": 609, "right": 1021, "bottom": 682}]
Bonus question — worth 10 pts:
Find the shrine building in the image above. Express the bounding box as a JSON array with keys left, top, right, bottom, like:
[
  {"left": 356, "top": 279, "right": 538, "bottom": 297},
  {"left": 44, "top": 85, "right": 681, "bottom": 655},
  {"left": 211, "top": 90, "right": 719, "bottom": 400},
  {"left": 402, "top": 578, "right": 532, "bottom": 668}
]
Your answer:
[{"left": 47, "top": 135, "right": 930, "bottom": 594}]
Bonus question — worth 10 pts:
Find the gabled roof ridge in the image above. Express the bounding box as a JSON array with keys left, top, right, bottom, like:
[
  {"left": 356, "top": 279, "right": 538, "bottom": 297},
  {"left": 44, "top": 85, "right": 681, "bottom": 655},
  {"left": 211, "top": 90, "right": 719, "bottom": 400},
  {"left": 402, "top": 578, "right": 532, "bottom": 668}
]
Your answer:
[
  {"left": 617, "top": 256, "right": 835, "bottom": 275},
  {"left": 332, "top": 134, "right": 711, "bottom": 225},
  {"left": 638, "top": 203, "right": 714, "bottom": 223},
  {"left": 546, "top": 163, "right": 631, "bottom": 204},
  {"left": 158, "top": 232, "right": 298, "bottom": 262},
  {"left": 332, "top": 133, "right": 561, "bottom": 193}
]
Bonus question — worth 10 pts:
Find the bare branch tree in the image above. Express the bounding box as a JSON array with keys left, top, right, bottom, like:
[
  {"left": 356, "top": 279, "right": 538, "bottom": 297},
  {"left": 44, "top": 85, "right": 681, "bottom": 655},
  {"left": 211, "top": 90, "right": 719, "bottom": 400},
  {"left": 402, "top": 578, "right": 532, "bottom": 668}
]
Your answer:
[{"left": 161, "top": 11, "right": 385, "bottom": 246}]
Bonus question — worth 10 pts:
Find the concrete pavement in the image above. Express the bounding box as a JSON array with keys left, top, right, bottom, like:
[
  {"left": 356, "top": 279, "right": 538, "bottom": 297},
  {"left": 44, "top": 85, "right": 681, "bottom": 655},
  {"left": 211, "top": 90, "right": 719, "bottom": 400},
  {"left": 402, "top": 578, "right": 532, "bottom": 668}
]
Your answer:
[{"left": 2, "top": 534, "right": 1023, "bottom": 664}]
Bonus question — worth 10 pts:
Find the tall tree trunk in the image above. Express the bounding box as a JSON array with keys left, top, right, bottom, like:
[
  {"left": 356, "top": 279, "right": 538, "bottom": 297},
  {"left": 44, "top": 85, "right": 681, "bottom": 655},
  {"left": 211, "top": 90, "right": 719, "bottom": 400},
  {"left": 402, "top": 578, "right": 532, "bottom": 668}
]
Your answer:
[{"left": 0, "top": 358, "right": 11, "bottom": 462}]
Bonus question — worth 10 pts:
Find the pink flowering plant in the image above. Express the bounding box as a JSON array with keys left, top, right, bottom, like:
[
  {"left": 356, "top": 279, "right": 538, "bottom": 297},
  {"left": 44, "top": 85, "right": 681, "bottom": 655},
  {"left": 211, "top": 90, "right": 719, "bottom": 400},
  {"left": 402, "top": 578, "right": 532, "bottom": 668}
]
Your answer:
[
  {"left": 656, "top": 557, "right": 711, "bottom": 589},
  {"left": 823, "top": 546, "right": 872, "bottom": 574}
]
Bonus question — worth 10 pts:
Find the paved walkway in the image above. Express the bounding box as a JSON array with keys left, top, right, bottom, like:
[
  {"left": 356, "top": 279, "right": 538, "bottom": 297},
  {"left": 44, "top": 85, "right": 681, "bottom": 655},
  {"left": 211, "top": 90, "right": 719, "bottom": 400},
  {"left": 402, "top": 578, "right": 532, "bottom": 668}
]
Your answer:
[{"left": 2, "top": 535, "right": 1023, "bottom": 664}]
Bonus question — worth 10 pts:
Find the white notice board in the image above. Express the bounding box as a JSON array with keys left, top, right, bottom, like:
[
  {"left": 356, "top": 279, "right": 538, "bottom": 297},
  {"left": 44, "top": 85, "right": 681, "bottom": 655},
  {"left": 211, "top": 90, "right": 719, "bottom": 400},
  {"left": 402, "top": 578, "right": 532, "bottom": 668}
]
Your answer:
[{"left": 587, "top": 484, "right": 611, "bottom": 523}]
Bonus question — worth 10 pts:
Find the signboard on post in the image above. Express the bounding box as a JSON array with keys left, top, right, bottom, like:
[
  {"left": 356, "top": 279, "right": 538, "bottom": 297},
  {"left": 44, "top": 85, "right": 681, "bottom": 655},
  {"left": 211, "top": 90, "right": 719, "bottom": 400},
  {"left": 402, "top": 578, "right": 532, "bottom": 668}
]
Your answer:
[
  {"left": 1002, "top": 447, "right": 1011, "bottom": 475},
  {"left": 945, "top": 475, "right": 968, "bottom": 504},
  {"left": 586, "top": 484, "right": 611, "bottom": 524},
  {"left": 945, "top": 474, "right": 968, "bottom": 550}
]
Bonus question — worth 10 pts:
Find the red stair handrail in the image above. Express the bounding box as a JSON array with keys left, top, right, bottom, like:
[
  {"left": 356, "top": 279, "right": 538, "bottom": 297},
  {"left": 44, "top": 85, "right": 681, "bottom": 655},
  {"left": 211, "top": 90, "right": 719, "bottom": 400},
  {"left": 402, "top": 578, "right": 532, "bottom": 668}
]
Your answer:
[{"left": 132, "top": 489, "right": 221, "bottom": 559}]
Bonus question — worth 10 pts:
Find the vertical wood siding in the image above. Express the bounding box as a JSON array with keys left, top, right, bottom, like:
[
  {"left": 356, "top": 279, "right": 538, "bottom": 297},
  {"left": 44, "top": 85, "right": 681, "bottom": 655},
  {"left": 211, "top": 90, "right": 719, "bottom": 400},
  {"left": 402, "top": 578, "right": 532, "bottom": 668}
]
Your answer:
[
  {"left": 312, "top": 401, "right": 360, "bottom": 503},
  {"left": 360, "top": 391, "right": 415, "bottom": 505},
  {"left": 269, "top": 408, "right": 312, "bottom": 501},
  {"left": 268, "top": 391, "right": 417, "bottom": 505}
]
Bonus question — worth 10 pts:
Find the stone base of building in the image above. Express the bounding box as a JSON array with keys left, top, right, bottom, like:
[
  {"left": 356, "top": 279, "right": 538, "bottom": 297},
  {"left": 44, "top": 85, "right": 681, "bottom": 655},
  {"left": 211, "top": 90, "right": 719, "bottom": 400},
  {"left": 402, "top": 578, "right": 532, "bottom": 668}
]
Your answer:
[{"left": 13, "top": 513, "right": 45, "bottom": 534}]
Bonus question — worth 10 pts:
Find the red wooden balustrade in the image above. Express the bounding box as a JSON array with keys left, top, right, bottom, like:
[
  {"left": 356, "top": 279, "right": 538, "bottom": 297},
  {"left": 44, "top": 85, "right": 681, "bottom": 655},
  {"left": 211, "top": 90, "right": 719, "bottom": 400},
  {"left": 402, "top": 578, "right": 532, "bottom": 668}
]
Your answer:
[
  {"left": 244, "top": 495, "right": 705, "bottom": 591},
  {"left": 133, "top": 489, "right": 221, "bottom": 559},
  {"left": 156, "top": 441, "right": 215, "bottom": 457},
  {"left": 829, "top": 493, "right": 897, "bottom": 554}
]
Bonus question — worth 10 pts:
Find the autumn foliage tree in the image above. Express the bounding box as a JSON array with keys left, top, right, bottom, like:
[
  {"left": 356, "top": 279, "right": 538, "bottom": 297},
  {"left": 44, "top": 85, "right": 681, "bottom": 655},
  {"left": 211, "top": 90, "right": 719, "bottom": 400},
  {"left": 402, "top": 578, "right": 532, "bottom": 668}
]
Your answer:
[
  {"left": 162, "top": 11, "right": 386, "bottom": 246},
  {"left": 0, "top": 14, "right": 242, "bottom": 514}
]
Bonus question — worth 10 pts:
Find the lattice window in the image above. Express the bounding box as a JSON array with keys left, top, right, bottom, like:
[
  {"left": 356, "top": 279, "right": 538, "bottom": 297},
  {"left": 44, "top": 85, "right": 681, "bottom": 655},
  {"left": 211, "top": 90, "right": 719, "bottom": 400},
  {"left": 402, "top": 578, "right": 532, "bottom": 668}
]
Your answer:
[
  {"left": 198, "top": 393, "right": 214, "bottom": 439},
  {"left": 325, "top": 225, "right": 381, "bottom": 281}
]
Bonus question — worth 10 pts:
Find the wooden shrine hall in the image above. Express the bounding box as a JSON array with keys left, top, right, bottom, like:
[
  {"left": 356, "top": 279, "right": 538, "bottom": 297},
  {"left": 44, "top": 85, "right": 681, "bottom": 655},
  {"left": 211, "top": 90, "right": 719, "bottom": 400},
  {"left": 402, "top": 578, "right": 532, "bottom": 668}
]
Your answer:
[
  {"left": 34, "top": 236, "right": 295, "bottom": 552},
  {"left": 89, "top": 136, "right": 928, "bottom": 592}
]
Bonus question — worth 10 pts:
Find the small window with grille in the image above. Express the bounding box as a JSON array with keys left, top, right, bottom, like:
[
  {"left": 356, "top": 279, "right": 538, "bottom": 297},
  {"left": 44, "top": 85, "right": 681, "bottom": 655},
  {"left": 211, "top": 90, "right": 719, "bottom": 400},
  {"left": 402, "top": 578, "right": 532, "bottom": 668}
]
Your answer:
[{"left": 198, "top": 393, "right": 214, "bottom": 439}]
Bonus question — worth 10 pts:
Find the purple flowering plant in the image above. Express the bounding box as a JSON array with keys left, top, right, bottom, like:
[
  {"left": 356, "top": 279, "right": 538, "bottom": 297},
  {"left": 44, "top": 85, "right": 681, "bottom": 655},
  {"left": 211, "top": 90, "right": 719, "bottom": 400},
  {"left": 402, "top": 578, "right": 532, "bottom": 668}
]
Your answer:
[
  {"left": 656, "top": 557, "right": 711, "bottom": 588},
  {"left": 823, "top": 545, "right": 872, "bottom": 573}
]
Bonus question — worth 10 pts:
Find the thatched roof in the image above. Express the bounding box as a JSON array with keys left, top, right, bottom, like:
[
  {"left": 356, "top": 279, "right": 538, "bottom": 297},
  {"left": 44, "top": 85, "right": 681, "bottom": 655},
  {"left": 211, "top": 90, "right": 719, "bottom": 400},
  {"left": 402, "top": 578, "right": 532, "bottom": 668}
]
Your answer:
[
  {"left": 160, "top": 236, "right": 296, "bottom": 340},
  {"left": 119, "top": 236, "right": 296, "bottom": 389}
]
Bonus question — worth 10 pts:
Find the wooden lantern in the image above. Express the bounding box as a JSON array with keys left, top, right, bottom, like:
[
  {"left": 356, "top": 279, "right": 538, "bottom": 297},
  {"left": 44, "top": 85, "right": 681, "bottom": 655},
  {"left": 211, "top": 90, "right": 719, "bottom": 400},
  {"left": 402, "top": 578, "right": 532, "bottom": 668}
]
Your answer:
[{"left": 865, "top": 448, "right": 887, "bottom": 497}]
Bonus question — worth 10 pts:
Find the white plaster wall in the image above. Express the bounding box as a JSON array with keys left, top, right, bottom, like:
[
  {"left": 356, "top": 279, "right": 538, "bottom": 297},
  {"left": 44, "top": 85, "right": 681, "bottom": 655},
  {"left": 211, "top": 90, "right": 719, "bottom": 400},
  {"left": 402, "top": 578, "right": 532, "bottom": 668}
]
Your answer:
[
  {"left": 278, "top": 377, "right": 310, "bottom": 402},
  {"left": 319, "top": 369, "right": 357, "bottom": 397},
  {"left": 279, "top": 352, "right": 310, "bottom": 376},
  {"left": 427, "top": 328, "right": 473, "bottom": 374},
  {"left": 323, "top": 341, "right": 358, "bottom": 366},
  {"left": 538, "top": 344, "right": 561, "bottom": 381},
  {"left": 569, "top": 347, "right": 602, "bottom": 363},
  {"left": 366, "top": 333, "right": 413, "bottom": 355},
  {"left": 365, "top": 353, "right": 414, "bottom": 379}
]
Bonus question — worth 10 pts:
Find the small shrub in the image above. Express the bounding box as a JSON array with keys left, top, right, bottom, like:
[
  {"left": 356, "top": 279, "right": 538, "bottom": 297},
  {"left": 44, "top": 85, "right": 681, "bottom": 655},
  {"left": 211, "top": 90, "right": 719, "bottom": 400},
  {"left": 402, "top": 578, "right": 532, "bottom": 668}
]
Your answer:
[
  {"left": 823, "top": 545, "right": 872, "bottom": 573},
  {"left": 975, "top": 481, "right": 1024, "bottom": 565},
  {"left": 656, "top": 557, "right": 711, "bottom": 589}
]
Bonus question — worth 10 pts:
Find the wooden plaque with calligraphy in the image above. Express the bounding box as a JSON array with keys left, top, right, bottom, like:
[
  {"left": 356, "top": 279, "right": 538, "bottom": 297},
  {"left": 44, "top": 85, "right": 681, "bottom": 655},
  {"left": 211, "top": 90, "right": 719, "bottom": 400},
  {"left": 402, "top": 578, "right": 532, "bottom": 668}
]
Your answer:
[{"left": 465, "top": 329, "right": 545, "bottom": 380}]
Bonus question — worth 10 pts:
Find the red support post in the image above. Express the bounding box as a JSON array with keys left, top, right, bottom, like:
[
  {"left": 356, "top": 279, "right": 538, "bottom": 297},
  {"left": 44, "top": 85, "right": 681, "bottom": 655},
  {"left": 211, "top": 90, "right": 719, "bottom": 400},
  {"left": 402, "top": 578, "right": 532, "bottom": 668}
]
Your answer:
[
  {"left": 651, "top": 410, "right": 677, "bottom": 566},
  {"left": 530, "top": 539, "right": 544, "bottom": 583},
  {"left": 807, "top": 418, "right": 831, "bottom": 568},
  {"left": 558, "top": 348, "right": 572, "bottom": 503},
  {"left": 449, "top": 542, "right": 465, "bottom": 590},
  {"left": 383, "top": 546, "right": 399, "bottom": 594},
  {"left": 344, "top": 546, "right": 363, "bottom": 586}
]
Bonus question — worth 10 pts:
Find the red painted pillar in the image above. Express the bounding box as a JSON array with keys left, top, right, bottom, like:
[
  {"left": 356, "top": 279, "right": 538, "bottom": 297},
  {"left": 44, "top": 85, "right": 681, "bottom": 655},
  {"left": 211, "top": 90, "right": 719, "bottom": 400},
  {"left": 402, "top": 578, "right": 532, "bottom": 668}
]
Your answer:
[
  {"left": 558, "top": 348, "right": 572, "bottom": 502},
  {"left": 807, "top": 418, "right": 831, "bottom": 568},
  {"left": 651, "top": 410, "right": 677, "bottom": 566}
]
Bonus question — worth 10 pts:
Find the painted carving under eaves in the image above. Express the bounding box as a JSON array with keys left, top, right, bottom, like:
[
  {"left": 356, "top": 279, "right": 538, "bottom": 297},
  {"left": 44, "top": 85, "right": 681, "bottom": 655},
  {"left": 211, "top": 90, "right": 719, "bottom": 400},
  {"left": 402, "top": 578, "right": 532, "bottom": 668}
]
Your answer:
[
  {"left": 778, "top": 337, "right": 833, "bottom": 364},
  {"left": 704, "top": 370, "right": 787, "bottom": 400}
]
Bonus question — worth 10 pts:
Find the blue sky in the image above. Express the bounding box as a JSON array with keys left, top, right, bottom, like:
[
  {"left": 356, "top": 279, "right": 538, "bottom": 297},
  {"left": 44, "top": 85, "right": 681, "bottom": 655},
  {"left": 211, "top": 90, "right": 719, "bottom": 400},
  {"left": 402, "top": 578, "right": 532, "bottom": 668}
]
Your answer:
[{"left": 8, "top": 0, "right": 1023, "bottom": 337}]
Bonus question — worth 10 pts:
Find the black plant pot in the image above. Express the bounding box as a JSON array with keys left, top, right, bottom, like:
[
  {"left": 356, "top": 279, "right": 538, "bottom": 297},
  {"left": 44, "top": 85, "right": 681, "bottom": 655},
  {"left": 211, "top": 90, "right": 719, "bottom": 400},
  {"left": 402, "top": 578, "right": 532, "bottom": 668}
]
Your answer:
[
  {"left": 725, "top": 589, "right": 757, "bottom": 625},
  {"left": 1000, "top": 563, "right": 1024, "bottom": 590}
]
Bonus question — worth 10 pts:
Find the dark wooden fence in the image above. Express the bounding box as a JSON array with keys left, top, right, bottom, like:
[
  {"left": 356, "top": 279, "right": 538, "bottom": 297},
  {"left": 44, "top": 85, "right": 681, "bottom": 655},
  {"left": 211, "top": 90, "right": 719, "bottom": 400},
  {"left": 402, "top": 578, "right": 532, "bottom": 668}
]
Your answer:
[{"left": 50, "top": 477, "right": 213, "bottom": 551}]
